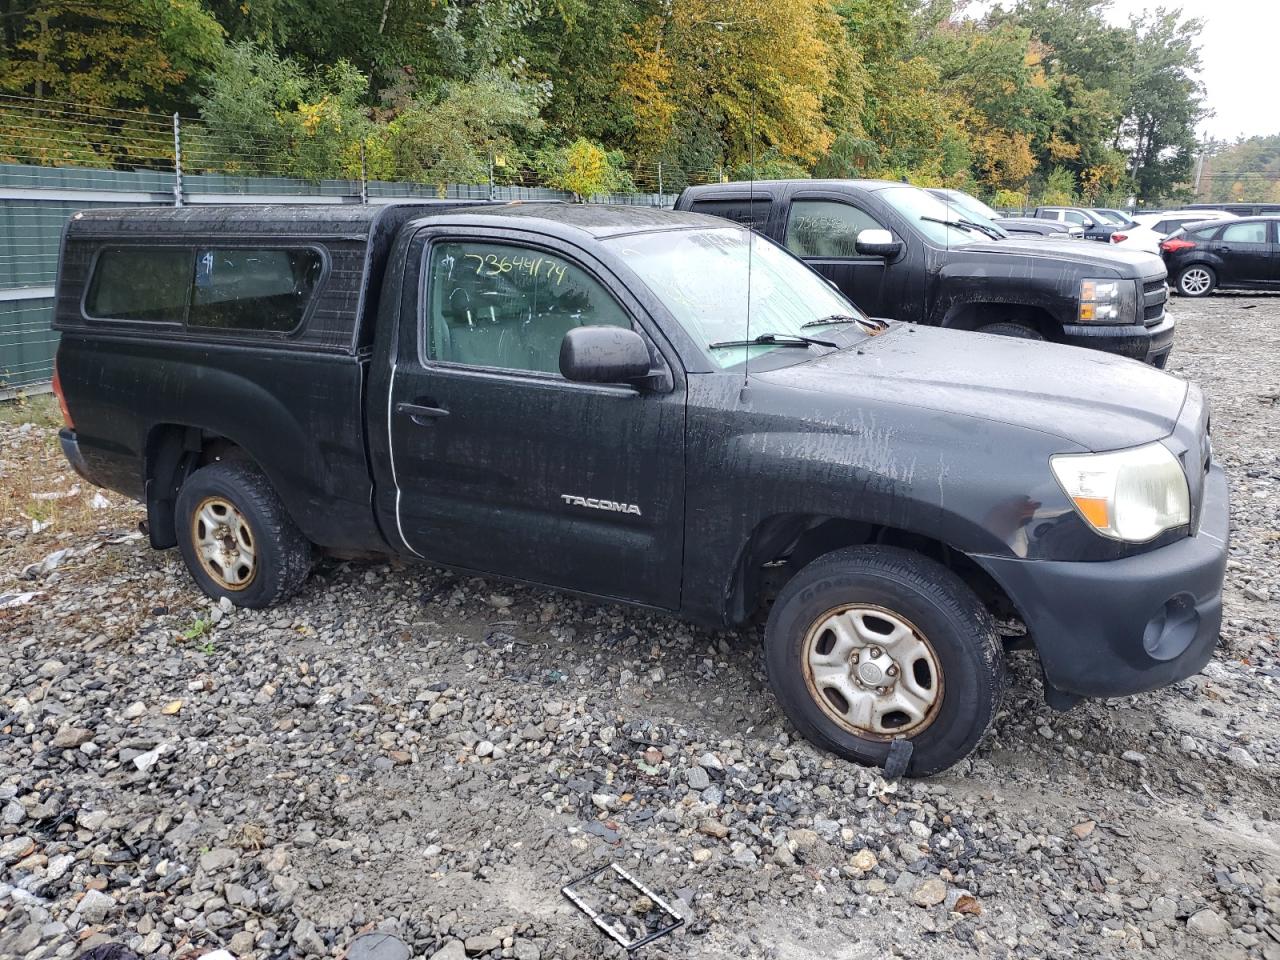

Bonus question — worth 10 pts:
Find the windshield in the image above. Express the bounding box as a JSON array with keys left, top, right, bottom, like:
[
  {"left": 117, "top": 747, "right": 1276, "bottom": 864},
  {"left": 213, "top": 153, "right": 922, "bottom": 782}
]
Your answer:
[
  {"left": 610, "top": 227, "right": 868, "bottom": 369},
  {"left": 880, "top": 186, "right": 998, "bottom": 245},
  {"left": 1090, "top": 209, "right": 1127, "bottom": 225},
  {"left": 942, "top": 190, "right": 1000, "bottom": 221}
]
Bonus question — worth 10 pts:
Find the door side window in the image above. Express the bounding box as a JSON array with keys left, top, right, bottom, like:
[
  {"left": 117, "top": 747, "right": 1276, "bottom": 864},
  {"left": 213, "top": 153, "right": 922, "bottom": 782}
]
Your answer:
[
  {"left": 1063, "top": 210, "right": 1090, "bottom": 226},
  {"left": 1221, "top": 221, "right": 1267, "bottom": 244},
  {"left": 784, "top": 200, "right": 886, "bottom": 258},
  {"left": 424, "top": 241, "right": 631, "bottom": 375}
]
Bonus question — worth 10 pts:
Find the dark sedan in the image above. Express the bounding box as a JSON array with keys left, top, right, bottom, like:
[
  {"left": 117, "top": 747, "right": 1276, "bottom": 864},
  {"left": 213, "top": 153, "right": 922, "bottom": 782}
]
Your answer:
[{"left": 1162, "top": 217, "right": 1279, "bottom": 297}]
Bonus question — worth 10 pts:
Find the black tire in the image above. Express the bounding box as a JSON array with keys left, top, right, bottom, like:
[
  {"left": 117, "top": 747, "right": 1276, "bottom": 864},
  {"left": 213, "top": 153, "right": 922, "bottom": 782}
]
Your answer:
[
  {"left": 1176, "top": 264, "right": 1216, "bottom": 298},
  {"left": 175, "top": 460, "right": 312, "bottom": 609},
  {"left": 978, "top": 321, "right": 1044, "bottom": 340},
  {"left": 764, "top": 546, "right": 1005, "bottom": 777}
]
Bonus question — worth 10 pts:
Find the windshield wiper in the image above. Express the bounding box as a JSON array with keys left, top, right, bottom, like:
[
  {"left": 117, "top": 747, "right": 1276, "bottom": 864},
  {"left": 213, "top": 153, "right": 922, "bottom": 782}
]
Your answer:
[
  {"left": 802, "top": 314, "right": 889, "bottom": 333},
  {"left": 708, "top": 332, "right": 838, "bottom": 350},
  {"left": 920, "top": 215, "right": 1003, "bottom": 241}
]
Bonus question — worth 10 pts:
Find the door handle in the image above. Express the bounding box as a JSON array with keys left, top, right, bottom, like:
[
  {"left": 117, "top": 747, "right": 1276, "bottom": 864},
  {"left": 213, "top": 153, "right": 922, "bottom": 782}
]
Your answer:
[{"left": 397, "top": 401, "right": 449, "bottom": 424}]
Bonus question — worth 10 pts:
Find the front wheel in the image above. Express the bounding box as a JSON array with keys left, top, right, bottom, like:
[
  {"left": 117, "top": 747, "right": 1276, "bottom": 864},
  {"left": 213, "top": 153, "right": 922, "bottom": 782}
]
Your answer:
[
  {"left": 175, "top": 461, "right": 312, "bottom": 609},
  {"left": 1176, "top": 265, "right": 1216, "bottom": 298},
  {"left": 978, "top": 321, "right": 1044, "bottom": 341},
  {"left": 764, "top": 546, "right": 1005, "bottom": 777}
]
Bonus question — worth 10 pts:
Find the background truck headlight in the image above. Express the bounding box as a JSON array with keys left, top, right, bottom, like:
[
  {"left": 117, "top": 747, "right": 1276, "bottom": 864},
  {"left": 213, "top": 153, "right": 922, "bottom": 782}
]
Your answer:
[
  {"left": 1050, "top": 443, "right": 1190, "bottom": 542},
  {"left": 1078, "top": 277, "right": 1137, "bottom": 323}
]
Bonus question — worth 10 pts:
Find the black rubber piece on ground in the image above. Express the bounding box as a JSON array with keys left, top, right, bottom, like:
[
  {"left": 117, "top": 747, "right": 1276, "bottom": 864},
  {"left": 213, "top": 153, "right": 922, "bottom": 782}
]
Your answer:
[
  {"left": 174, "top": 460, "right": 312, "bottom": 609},
  {"left": 764, "top": 545, "right": 1006, "bottom": 778}
]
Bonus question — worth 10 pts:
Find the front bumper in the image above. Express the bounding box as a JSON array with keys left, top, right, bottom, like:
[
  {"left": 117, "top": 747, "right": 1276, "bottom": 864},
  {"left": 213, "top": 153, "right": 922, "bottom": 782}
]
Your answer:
[
  {"left": 975, "top": 463, "right": 1228, "bottom": 699},
  {"left": 1061, "top": 310, "right": 1176, "bottom": 367}
]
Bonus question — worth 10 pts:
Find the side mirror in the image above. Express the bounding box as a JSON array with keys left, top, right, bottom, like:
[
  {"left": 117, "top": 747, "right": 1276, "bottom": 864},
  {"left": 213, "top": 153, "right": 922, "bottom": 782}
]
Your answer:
[
  {"left": 855, "top": 229, "right": 903, "bottom": 259},
  {"left": 560, "top": 326, "right": 653, "bottom": 384}
]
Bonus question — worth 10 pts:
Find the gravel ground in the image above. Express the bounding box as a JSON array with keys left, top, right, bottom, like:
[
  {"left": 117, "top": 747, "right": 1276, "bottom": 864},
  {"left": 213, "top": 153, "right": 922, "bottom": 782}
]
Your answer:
[{"left": 1, "top": 293, "right": 1278, "bottom": 960}]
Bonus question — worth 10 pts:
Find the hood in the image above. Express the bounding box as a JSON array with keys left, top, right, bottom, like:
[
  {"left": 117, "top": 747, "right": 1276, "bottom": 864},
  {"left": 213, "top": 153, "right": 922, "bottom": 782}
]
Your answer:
[
  {"left": 954, "top": 236, "right": 1165, "bottom": 276},
  {"left": 759, "top": 325, "right": 1187, "bottom": 452}
]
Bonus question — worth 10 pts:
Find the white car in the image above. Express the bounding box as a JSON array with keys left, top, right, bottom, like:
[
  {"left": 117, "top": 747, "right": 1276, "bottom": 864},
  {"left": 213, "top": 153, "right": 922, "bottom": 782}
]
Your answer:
[{"left": 1111, "top": 210, "right": 1237, "bottom": 255}]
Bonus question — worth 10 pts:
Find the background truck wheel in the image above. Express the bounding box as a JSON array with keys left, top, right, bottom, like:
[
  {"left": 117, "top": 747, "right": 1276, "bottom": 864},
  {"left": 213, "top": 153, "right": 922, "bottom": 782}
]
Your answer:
[
  {"left": 978, "top": 321, "right": 1044, "bottom": 340},
  {"left": 1176, "top": 265, "right": 1216, "bottom": 298},
  {"left": 175, "top": 461, "right": 312, "bottom": 609},
  {"left": 764, "top": 546, "right": 1005, "bottom": 777}
]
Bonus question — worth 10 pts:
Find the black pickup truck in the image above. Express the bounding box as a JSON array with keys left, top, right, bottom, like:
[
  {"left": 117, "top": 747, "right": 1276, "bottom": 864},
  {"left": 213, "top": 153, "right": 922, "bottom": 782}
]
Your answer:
[
  {"left": 675, "top": 179, "right": 1175, "bottom": 366},
  {"left": 52, "top": 202, "right": 1227, "bottom": 776}
]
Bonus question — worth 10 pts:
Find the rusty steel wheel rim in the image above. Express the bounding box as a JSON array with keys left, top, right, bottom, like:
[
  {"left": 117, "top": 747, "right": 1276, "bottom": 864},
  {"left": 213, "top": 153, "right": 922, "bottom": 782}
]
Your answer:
[
  {"left": 801, "top": 604, "right": 943, "bottom": 740},
  {"left": 192, "top": 496, "right": 257, "bottom": 591}
]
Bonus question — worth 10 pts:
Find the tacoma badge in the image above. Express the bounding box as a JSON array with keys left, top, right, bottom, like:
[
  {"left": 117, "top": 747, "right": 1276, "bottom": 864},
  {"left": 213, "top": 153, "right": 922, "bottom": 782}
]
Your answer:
[{"left": 561, "top": 494, "right": 642, "bottom": 516}]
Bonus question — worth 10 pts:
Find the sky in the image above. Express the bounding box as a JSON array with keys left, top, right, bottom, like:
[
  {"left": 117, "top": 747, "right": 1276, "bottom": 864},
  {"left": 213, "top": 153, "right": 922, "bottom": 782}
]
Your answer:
[
  {"left": 975, "top": 0, "right": 1280, "bottom": 143},
  {"left": 1103, "top": 0, "right": 1279, "bottom": 142}
]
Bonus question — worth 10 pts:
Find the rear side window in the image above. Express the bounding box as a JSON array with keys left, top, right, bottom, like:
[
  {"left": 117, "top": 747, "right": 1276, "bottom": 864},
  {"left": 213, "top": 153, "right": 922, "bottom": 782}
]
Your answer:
[
  {"left": 85, "top": 247, "right": 191, "bottom": 323},
  {"left": 686, "top": 198, "right": 772, "bottom": 231},
  {"left": 84, "top": 244, "right": 323, "bottom": 333},
  {"left": 190, "top": 248, "right": 323, "bottom": 332},
  {"left": 1221, "top": 221, "right": 1267, "bottom": 244}
]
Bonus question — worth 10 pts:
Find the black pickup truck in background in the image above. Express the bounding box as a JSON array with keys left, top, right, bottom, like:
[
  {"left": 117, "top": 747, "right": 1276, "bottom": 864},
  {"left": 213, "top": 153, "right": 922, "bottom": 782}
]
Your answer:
[
  {"left": 675, "top": 179, "right": 1175, "bottom": 366},
  {"left": 52, "top": 202, "right": 1227, "bottom": 776}
]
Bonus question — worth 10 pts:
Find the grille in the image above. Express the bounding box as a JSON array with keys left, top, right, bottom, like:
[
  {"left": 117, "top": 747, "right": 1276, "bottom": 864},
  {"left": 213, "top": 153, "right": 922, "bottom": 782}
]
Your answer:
[{"left": 1143, "top": 279, "right": 1168, "bottom": 325}]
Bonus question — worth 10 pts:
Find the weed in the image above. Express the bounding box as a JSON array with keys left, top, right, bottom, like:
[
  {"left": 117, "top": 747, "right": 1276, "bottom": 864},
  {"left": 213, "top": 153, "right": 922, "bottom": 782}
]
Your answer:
[{"left": 181, "top": 616, "right": 212, "bottom": 641}]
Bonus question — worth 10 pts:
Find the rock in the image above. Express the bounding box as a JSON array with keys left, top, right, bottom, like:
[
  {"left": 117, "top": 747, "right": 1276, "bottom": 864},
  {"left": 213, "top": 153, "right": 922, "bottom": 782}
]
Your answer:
[
  {"left": 513, "top": 940, "right": 541, "bottom": 960},
  {"left": 1244, "top": 584, "right": 1269, "bottom": 602},
  {"left": 51, "top": 726, "right": 93, "bottom": 749},
  {"left": 293, "top": 919, "right": 326, "bottom": 955},
  {"left": 850, "top": 849, "right": 878, "bottom": 872},
  {"left": 45, "top": 853, "right": 75, "bottom": 880},
  {"left": 1121, "top": 750, "right": 1147, "bottom": 765},
  {"left": 199, "top": 847, "right": 238, "bottom": 872},
  {"left": 953, "top": 894, "right": 982, "bottom": 916},
  {"left": 429, "top": 942, "right": 466, "bottom": 960},
  {"left": 911, "top": 878, "right": 947, "bottom": 908},
  {"left": 346, "top": 931, "right": 412, "bottom": 960},
  {"left": 464, "top": 934, "right": 501, "bottom": 954},
  {"left": 1226, "top": 746, "right": 1258, "bottom": 769},
  {"left": 776, "top": 758, "right": 802, "bottom": 781},
  {"left": 475, "top": 740, "right": 494, "bottom": 757},
  {"left": 77, "top": 809, "right": 109, "bottom": 831},
  {"left": 161, "top": 699, "right": 183, "bottom": 715},
  {"left": 229, "top": 931, "right": 256, "bottom": 954},
  {"left": 787, "top": 828, "right": 818, "bottom": 851},
  {"left": 6, "top": 923, "right": 41, "bottom": 955},
  {"left": 692, "top": 848, "right": 713, "bottom": 863},
  {"left": 74, "top": 889, "right": 116, "bottom": 924},
  {"left": 1187, "top": 909, "right": 1228, "bottom": 940},
  {"left": 698, "top": 819, "right": 729, "bottom": 840},
  {"left": 3, "top": 799, "right": 25, "bottom": 824},
  {"left": 0, "top": 835, "right": 35, "bottom": 863},
  {"left": 686, "top": 765, "right": 711, "bottom": 790},
  {"left": 1071, "top": 820, "right": 1096, "bottom": 840},
  {"left": 122, "top": 701, "right": 146, "bottom": 719}
]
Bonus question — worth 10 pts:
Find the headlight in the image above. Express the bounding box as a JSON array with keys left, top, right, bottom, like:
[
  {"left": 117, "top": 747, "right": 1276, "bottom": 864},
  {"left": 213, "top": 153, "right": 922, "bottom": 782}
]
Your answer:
[
  {"left": 1078, "top": 277, "right": 1137, "bottom": 323},
  {"left": 1050, "top": 442, "right": 1190, "bottom": 542}
]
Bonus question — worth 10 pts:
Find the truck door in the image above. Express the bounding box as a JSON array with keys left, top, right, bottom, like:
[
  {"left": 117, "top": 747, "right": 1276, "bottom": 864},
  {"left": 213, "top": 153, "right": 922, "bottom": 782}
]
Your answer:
[
  {"left": 1213, "top": 220, "right": 1272, "bottom": 285},
  {"left": 780, "top": 195, "right": 897, "bottom": 317},
  {"left": 383, "top": 229, "right": 686, "bottom": 609}
]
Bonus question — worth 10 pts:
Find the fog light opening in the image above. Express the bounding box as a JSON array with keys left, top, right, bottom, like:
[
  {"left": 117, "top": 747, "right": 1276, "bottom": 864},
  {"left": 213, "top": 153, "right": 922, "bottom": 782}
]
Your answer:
[{"left": 1142, "top": 593, "right": 1200, "bottom": 662}]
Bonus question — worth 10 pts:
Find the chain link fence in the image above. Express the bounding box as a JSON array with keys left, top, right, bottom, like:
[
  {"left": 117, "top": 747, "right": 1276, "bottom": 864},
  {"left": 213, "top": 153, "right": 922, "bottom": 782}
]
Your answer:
[{"left": 0, "top": 95, "right": 733, "bottom": 391}]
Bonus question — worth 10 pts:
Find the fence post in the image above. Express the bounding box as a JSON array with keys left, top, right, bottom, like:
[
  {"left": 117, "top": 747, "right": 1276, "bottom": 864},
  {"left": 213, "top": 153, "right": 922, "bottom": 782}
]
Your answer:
[
  {"left": 488, "top": 151, "right": 496, "bottom": 201},
  {"left": 360, "top": 139, "right": 368, "bottom": 204},
  {"left": 657, "top": 162, "right": 663, "bottom": 207},
  {"left": 172, "top": 113, "right": 184, "bottom": 207}
]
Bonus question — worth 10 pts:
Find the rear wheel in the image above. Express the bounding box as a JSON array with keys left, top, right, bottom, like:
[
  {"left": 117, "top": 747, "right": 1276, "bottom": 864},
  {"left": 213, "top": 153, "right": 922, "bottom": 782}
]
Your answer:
[
  {"left": 1176, "top": 265, "right": 1216, "bottom": 298},
  {"left": 764, "top": 546, "right": 1005, "bottom": 777},
  {"left": 175, "top": 461, "right": 312, "bottom": 609},
  {"left": 979, "top": 321, "right": 1044, "bottom": 340}
]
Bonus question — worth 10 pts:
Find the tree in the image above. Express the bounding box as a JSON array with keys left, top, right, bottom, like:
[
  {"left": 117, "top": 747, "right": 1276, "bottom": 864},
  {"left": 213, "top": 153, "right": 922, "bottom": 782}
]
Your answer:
[
  {"left": 194, "top": 42, "right": 371, "bottom": 180},
  {"left": 1119, "top": 8, "right": 1206, "bottom": 203},
  {"left": 0, "top": 0, "right": 224, "bottom": 112},
  {"left": 537, "top": 138, "right": 635, "bottom": 199}
]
